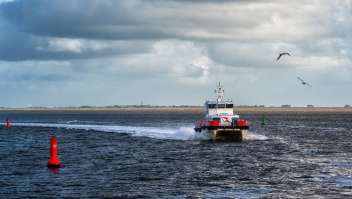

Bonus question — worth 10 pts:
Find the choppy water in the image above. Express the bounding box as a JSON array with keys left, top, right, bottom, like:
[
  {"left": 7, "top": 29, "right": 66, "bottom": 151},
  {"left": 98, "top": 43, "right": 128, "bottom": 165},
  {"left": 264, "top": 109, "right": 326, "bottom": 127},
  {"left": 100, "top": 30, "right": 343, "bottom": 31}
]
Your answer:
[{"left": 1, "top": 111, "right": 352, "bottom": 198}]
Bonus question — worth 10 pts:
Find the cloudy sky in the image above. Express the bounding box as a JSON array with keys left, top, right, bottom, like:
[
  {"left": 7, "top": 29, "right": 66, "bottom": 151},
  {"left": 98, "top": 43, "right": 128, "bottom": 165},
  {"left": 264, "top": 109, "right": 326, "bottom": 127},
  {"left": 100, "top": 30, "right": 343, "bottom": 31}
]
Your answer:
[{"left": 0, "top": 0, "right": 351, "bottom": 107}]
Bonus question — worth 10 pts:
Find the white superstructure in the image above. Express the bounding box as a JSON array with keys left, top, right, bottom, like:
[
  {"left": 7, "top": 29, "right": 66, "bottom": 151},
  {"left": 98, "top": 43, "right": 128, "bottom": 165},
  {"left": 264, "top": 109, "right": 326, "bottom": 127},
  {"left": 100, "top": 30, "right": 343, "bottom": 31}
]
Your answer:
[{"left": 195, "top": 82, "right": 249, "bottom": 141}]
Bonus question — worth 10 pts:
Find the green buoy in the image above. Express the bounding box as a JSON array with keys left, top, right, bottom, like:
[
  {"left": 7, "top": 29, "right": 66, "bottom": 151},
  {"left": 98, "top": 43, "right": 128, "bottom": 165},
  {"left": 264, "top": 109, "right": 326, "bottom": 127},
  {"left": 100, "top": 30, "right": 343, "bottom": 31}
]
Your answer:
[{"left": 262, "top": 116, "right": 266, "bottom": 125}]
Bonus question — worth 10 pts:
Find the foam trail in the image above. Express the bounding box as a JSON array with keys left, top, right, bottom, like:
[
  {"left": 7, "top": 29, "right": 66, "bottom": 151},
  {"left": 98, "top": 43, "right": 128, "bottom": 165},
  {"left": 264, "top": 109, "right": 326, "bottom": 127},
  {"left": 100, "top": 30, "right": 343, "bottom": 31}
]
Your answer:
[
  {"left": 2, "top": 123, "right": 269, "bottom": 141},
  {"left": 244, "top": 132, "right": 270, "bottom": 141},
  {"left": 3, "top": 123, "right": 204, "bottom": 141}
]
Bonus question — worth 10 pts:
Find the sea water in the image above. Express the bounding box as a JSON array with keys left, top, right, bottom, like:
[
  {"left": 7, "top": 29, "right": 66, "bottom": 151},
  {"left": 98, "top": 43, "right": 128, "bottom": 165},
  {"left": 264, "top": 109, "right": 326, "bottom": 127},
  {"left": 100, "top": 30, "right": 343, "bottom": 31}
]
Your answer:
[{"left": 0, "top": 111, "right": 352, "bottom": 198}]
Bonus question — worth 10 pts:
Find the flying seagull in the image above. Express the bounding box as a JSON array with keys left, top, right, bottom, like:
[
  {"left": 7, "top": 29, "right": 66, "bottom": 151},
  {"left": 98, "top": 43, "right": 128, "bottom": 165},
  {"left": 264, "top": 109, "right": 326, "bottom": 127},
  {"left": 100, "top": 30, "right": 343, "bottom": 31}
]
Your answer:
[
  {"left": 297, "top": 77, "right": 312, "bottom": 88},
  {"left": 277, "top": 53, "right": 291, "bottom": 61}
]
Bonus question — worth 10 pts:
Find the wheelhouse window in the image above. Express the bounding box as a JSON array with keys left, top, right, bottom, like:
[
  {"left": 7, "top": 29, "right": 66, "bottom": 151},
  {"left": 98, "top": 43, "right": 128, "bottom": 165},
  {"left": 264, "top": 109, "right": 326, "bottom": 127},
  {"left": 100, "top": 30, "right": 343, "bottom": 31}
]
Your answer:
[
  {"left": 218, "top": 104, "right": 225, "bottom": 108},
  {"left": 226, "top": 104, "right": 233, "bottom": 108},
  {"left": 208, "top": 104, "right": 216, "bottom": 109},
  {"left": 212, "top": 118, "right": 220, "bottom": 121}
]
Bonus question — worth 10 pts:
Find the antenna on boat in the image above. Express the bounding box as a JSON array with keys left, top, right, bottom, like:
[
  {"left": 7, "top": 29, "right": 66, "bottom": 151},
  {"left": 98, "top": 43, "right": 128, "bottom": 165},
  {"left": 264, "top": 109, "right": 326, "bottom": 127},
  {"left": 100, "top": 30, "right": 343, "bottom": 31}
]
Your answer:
[{"left": 215, "top": 82, "right": 225, "bottom": 102}]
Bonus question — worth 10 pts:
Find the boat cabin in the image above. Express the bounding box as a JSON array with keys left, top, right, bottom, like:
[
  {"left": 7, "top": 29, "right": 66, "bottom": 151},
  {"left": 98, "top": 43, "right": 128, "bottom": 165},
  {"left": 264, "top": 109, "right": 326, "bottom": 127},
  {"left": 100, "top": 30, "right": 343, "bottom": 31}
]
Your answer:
[
  {"left": 203, "top": 82, "right": 241, "bottom": 126},
  {"left": 206, "top": 100, "right": 234, "bottom": 116},
  {"left": 205, "top": 99, "right": 240, "bottom": 126}
]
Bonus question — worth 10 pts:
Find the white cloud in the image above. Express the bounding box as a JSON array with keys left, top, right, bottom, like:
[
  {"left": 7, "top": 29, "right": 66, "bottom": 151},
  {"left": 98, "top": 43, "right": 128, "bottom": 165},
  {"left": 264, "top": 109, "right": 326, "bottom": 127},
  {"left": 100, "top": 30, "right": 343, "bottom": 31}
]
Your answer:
[
  {"left": 48, "top": 38, "right": 83, "bottom": 53},
  {"left": 77, "top": 40, "right": 212, "bottom": 79},
  {"left": 36, "top": 38, "right": 110, "bottom": 53},
  {"left": 151, "top": 40, "right": 211, "bottom": 81}
]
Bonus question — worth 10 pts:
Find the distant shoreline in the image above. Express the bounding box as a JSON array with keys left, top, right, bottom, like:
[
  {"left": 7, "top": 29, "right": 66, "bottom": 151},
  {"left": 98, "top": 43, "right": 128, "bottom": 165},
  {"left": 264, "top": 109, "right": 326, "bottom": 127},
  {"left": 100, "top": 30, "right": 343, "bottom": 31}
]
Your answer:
[{"left": 1, "top": 107, "right": 352, "bottom": 114}]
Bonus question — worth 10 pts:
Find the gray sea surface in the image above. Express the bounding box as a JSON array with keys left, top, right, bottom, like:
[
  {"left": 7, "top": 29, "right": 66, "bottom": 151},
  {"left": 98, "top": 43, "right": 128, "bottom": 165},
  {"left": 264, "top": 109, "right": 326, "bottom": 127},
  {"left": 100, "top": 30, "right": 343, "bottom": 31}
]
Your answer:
[{"left": 1, "top": 111, "right": 352, "bottom": 198}]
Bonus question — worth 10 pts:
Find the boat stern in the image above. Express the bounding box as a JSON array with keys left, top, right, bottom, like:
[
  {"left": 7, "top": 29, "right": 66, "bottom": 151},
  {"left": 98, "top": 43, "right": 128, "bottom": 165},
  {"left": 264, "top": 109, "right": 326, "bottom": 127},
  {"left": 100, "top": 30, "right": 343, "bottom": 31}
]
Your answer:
[
  {"left": 214, "top": 129, "right": 248, "bottom": 141},
  {"left": 203, "top": 120, "right": 249, "bottom": 141}
]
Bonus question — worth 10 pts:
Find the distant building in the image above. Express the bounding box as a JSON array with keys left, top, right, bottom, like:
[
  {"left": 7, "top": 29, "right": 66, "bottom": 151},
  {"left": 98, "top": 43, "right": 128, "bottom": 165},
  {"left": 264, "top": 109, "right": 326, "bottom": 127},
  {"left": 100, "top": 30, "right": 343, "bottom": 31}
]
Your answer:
[
  {"left": 307, "top": 105, "right": 314, "bottom": 108},
  {"left": 259, "top": 105, "right": 265, "bottom": 108},
  {"left": 281, "top": 105, "right": 291, "bottom": 108},
  {"left": 344, "top": 104, "right": 351, "bottom": 108}
]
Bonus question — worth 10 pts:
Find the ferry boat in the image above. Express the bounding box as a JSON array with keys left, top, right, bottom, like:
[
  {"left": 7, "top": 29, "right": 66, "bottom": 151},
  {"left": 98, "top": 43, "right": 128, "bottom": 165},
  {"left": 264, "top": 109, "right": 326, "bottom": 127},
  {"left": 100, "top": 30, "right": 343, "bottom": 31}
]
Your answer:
[{"left": 194, "top": 82, "right": 249, "bottom": 141}]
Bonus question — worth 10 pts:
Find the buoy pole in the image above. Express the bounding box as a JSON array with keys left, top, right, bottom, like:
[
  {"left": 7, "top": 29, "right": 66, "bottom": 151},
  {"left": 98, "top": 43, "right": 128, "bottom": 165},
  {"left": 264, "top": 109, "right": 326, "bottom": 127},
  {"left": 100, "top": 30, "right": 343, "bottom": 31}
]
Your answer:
[
  {"left": 47, "top": 136, "right": 60, "bottom": 168},
  {"left": 262, "top": 116, "right": 266, "bottom": 125},
  {"left": 6, "top": 118, "right": 10, "bottom": 128}
]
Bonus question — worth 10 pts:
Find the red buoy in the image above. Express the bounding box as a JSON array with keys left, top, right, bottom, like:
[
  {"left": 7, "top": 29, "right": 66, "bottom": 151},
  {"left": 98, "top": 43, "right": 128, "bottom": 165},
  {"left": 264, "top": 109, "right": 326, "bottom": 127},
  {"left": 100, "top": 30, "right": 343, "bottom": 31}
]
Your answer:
[
  {"left": 6, "top": 118, "right": 10, "bottom": 128},
  {"left": 47, "top": 136, "right": 60, "bottom": 168}
]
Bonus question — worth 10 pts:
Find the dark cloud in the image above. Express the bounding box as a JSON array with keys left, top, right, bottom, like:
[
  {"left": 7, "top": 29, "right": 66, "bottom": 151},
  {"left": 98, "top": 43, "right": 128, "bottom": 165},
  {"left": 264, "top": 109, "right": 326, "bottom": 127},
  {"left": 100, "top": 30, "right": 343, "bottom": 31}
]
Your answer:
[
  {"left": 0, "top": 1, "right": 156, "bottom": 61},
  {"left": 0, "top": 21, "right": 153, "bottom": 61},
  {"left": 0, "top": 0, "right": 171, "bottom": 40},
  {"left": 0, "top": 0, "right": 266, "bottom": 61},
  {"left": 2, "top": 0, "right": 347, "bottom": 62},
  {"left": 0, "top": 0, "right": 275, "bottom": 40}
]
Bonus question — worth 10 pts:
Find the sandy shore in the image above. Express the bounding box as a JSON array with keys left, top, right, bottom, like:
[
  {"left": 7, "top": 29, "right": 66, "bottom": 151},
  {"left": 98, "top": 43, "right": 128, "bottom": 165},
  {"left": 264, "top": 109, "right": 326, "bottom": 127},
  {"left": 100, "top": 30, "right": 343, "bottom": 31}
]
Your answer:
[{"left": 1, "top": 107, "right": 352, "bottom": 114}]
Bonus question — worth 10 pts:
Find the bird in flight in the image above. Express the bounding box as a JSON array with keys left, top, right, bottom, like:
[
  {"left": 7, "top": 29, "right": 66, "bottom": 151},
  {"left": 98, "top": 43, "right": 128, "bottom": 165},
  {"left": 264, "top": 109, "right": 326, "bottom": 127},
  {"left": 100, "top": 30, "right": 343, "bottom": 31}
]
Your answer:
[
  {"left": 277, "top": 53, "right": 290, "bottom": 61},
  {"left": 297, "top": 77, "right": 312, "bottom": 88}
]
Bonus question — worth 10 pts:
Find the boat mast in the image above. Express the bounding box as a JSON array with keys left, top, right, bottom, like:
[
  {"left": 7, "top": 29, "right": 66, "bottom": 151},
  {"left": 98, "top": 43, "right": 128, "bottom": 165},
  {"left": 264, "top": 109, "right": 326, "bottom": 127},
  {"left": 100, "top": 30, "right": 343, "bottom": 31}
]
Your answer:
[{"left": 214, "top": 82, "right": 225, "bottom": 102}]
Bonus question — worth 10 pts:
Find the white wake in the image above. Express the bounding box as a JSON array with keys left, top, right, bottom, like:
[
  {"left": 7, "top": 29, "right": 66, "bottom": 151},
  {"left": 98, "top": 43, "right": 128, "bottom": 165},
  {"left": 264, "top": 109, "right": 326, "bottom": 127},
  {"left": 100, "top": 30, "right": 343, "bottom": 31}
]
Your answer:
[
  {"left": 2, "top": 123, "right": 269, "bottom": 141},
  {"left": 244, "top": 132, "right": 270, "bottom": 141}
]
